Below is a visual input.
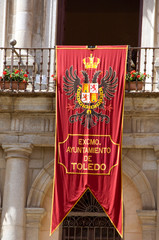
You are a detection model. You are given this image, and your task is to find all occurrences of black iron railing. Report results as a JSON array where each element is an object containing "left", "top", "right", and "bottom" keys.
[
  {"left": 0, "top": 41, "right": 159, "bottom": 93},
  {"left": 0, "top": 40, "right": 56, "bottom": 92},
  {"left": 127, "top": 47, "right": 159, "bottom": 92}
]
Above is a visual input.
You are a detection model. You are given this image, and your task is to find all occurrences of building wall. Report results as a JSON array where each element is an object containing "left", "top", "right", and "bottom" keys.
[
  {"left": 0, "top": 92, "right": 158, "bottom": 240},
  {"left": 0, "top": 0, "right": 159, "bottom": 239}
]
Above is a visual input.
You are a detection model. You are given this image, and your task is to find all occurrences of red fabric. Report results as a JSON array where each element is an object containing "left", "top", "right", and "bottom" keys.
[{"left": 51, "top": 45, "right": 128, "bottom": 237}]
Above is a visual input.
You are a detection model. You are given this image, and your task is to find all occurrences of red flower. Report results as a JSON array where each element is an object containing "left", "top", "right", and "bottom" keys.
[
  {"left": 23, "top": 74, "right": 28, "bottom": 77},
  {"left": 51, "top": 74, "right": 56, "bottom": 80},
  {"left": 23, "top": 80, "right": 27, "bottom": 83},
  {"left": 0, "top": 76, "right": 2, "bottom": 79},
  {"left": 10, "top": 75, "right": 12, "bottom": 78},
  {"left": 143, "top": 73, "right": 146, "bottom": 76},
  {"left": 130, "top": 70, "right": 136, "bottom": 74},
  {"left": 15, "top": 70, "right": 20, "bottom": 74},
  {"left": 131, "top": 74, "right": 135, "bottom": 77},
  {"left": 137, "top": 75, "right": 140, "bottom": 78},
  {"left": 3, "top": 71, "right": 7, "bottom": 75}
]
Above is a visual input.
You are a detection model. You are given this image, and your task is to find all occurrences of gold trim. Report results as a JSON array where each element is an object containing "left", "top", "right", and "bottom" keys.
[
  {"left": 58, "top": 133, "right": 120, "bottom": 175},
  {"left": 50, "top": 46, "right": 58, "bottom": 236},
  {"left": 88, "top": 187, "right": 123, "bottom": 238},
  {"left": 120, "top": 45, "right": 128, "bottom": 238},
  {"left": 50, "top": 187, "right": 89, "bottom": 235},
  {"left": 50, "top": 186, "right": 123, "bottom": 237},
  {"left": 56, "top": 46, "right": 128, "bottom": 50},
  {"left": 59, "top": 133, "right": 118, "bottom": 146}
]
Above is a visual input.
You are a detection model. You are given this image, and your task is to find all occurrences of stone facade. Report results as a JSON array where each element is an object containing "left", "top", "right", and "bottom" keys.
[
  {"left": 0, "top": 0, "right": 159, "bottom": 239},
  {"left": 0, "top": 92, "right": 158, "bottom": 240}
]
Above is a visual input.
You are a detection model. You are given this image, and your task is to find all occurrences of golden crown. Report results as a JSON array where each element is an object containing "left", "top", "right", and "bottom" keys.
[{"left": 83, "top": 54, "right": 100, "bottom": 69}]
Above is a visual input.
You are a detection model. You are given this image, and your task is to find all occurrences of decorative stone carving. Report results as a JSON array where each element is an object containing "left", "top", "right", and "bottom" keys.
[
  {"left": 26, "top": 208, "right": 45, "bottom": 240},
  {"left": 137, "top": 210, "right": 157, "bottom": 240}
]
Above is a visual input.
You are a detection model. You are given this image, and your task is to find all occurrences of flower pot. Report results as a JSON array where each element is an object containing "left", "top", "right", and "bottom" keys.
[
  {"left": 0, "top": 81, "right": 27, "bottom": 90},
  {"left": 125, "top": 81, "right": 143, "bottom": 90}
]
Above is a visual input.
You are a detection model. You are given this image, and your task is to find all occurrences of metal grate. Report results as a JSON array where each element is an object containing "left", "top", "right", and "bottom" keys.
[
  {"left": 62, "top": 216, "right": 121, "bottom": 240},
  {"left": 62, "top": 190, "right": 121, "bottom": 240}
]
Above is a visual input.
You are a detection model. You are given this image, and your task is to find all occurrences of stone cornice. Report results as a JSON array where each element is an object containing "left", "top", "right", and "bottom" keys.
[
  {"left": 0, "top": 93, "right": 158, "bottom": 114},
  {"left": 125, "top": 92, "right": 159, "bottom": 98},
  {"left": 0, "top": 92, "right": 55, "bottom": 97},
  {"left": 0, "top": 95, "right": 55, "bottom": 113},
  {"left": 1, "top": 133, "right": 159, "bottom": 148},
  {"left": 0, "top": 91, "right": 159, "bottom": 98}
]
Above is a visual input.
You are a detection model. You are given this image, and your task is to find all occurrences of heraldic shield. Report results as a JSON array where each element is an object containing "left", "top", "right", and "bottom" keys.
[{"left": 82, "top": 83, "right": 98, "bottom": 103}]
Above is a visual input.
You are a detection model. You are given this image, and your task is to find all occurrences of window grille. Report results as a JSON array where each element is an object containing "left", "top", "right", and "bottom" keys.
[{"left": 62, "top": 190, "right": 121, "bottom": 240}]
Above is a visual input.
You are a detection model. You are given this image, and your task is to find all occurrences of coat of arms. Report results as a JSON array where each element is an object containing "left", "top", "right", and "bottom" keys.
[{"left": 63, "top": 54, "right": 118, "bottom": 129}]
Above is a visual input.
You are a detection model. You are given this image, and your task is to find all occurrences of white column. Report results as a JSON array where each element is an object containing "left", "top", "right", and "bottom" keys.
[
  {"left": 46, "top": 0, "right": 58, "bottom": 91},
  {"left": 140, "top": 0, "right": 156, "bottom": 90},
  {"left": 0, "top": 0, "right": 7, "bottom": 47},
  {"left": 1, "top": 144, "right": 33, "bottom": 240},
  {"left": 141, "top": 0, "right": 156, "bottom": 48},
  {"left": 14, "top": 0, "right": 33, "bottom": 48},
  {"left": 155, "top": 0, "right": 159, "bottom": 48}
]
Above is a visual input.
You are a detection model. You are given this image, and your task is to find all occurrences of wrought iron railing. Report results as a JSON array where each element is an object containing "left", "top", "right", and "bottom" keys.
[
  {"left": 127, "top": 46, "right": 159, "bottom": 92},
  {"left": 0, "top": 40, "right": 56, "bottom": 93},
  {"left": 0, "top": 41, "right": 159, "bottom": 93}
]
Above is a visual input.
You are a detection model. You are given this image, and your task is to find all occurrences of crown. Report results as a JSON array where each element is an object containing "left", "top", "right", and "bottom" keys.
[{"left": 83, "top": 54, "right": 100, "bottom": 69}]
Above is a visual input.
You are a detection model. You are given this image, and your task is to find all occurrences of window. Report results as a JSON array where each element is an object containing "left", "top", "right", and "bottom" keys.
[
  {"left": 58, "top": 0, "right": 141, "bottom": 46},
  {"left": 62, "top": 190, "right": 121, "bottom": 240}
]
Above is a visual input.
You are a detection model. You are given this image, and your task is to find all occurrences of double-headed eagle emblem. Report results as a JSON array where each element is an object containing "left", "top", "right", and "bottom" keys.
[{"left": 63, "top": 54, "right": 118, "bottom": 129}]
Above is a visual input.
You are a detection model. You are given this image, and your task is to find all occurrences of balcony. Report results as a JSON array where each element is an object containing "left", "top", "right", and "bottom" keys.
[{"left": 0, "top": 41, "right": 159, "bottom": 93}]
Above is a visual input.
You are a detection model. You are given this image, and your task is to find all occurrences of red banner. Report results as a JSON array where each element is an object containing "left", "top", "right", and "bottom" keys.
[{"left": 51, "top": 46, "right": 128, "bottom": 237}]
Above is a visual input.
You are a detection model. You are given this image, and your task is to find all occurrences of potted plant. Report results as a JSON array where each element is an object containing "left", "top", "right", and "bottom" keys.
[
  {"left": 125, "top": 70, "right": 148, "bottom": 90},
  {"left": 0, "top": 67, "right": 29, "bottom": 90}
]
